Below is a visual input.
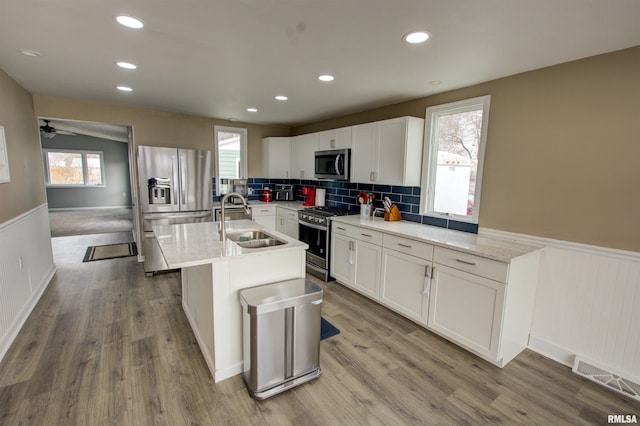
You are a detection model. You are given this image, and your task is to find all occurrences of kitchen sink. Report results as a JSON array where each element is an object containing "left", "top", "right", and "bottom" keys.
[
  {"left": 226, "top": 230, "right": 288, "bottom": 249},
  {"left": 226, "top": 230, "right": 272, "bottom": 242},
  {"left": 237, "top": 238, "right": 287, "bottom": 249}
]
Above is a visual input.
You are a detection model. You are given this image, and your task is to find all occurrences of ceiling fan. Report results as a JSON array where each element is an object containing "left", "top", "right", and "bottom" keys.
[{"left": 40, "top": 119, "right": 76, "bottom": 139}]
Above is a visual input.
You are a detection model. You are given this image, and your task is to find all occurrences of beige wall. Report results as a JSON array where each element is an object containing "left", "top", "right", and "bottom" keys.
[
  {"left": 33, "top": 96, "right": 290, "bottom": 177},
  {"left": 0, "top": 70, "right": 47, "bottom": 224},
  {"left": 293, "top": 46, "right": 640, "bottom": 253}
]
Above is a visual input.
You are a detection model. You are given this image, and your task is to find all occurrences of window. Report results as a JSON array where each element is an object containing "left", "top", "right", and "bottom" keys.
[
  {"left": 43, "top": 149, "right": 105, "bottom": 186},
  {"left": 214, "top": 125, "right": 247, "bottom": 195},
  {"left": 420, "top": 95, "right": 490, "bottom": 223}
]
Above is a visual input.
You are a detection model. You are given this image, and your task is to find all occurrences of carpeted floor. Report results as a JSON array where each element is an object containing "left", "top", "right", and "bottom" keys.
[{"left": 49, "top": 207, "right": 134, "bottom": 237}]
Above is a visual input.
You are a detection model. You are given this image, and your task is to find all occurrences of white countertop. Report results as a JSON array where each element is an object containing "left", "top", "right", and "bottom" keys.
[
  {"left": 213, "top": 200, "right": 306, "bottom": 211},
  {"left": 331, "top": 216, "right": 542, "bottom": 263},
  {"left": 153, "top": 219, "right": 308, "bottom": 269}
]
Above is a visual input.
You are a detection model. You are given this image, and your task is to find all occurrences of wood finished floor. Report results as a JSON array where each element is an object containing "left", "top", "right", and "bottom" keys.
[{"left": 0, "top": 232, "right": 638, "bottom": 425}]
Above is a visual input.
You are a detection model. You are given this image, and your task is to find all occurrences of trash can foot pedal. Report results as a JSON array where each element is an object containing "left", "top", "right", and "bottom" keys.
[{"left": 250, "top": 368, "right": 321, "bottom": 400}]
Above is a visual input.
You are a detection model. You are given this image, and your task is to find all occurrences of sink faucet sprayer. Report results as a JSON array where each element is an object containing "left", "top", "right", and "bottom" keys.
[{"left": 219, "top": 192, "right": 251, "bottom": 242}]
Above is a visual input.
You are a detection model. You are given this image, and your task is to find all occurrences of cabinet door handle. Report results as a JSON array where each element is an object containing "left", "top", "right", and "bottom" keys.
[
  {"left": 455, "top": 258, "right": 476, "bottom": 266},
  {"left": 348, "top": 241, "right": 354, "bottom": 265},
  {"left": 397, "top": 243, "right": 412, "bottom": 249},
  {"left": 361, "top": 233, "right": 373, "bottom": 238},
  {"left": 337, "top": 226, "right": 346, "bottom": 231},
  {"left": 423, "top": 265, "right": 432, "bottom": 297}
]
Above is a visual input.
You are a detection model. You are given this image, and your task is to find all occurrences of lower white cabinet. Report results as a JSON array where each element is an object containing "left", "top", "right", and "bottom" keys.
[
  {"left": 330, "top": 220, "right": 541, "bottom": 368},
  {"left": 276, "top": 206, "right": 299, "bottom": 240},
  {"left": 252, "top": 205, "right": 276, "bottom": 231},
  {"left": 380, "top": 248, "right": 431, "bottom": 325},
  {"left": 428, "top": 263, "right": 506, "bottom": 361},
  {"left": 331, "top": 231, "right": 382, "bottom": 299}
]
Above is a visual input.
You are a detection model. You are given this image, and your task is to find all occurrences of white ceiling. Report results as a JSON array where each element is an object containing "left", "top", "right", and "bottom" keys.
[{"left": 2, "top": 1, "right": 640, "bottom": 127}]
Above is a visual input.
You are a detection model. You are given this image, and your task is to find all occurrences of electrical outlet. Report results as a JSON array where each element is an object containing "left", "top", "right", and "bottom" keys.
[{"left": 18, "top": 256, "right": 23, "bottom": 270}]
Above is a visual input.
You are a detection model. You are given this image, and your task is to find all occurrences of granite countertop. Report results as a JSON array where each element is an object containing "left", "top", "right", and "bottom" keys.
[
  {"left": 153, "top": 219, "right": 308, "bottom": 269},
  {"left": 331, "top": 216, "right": 543, "bottom": 263}
]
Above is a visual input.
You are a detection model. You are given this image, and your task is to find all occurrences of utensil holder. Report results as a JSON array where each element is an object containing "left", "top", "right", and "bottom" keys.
[
  {"left": 384, "top": 205, "right": 402, "bottom": 221},
  {"left": 360, "top": 204, "right": 372, "bottom": 217}
]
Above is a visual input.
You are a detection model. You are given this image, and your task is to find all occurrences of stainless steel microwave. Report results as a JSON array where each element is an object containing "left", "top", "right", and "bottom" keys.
[{"left": 314, "top": 149, "right": 350, "bottom": 180}]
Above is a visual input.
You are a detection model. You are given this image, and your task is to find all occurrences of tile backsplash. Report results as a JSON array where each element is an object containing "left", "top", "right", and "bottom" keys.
[{"left": 213, "top": 178, "right": 478, "bottom": 234}]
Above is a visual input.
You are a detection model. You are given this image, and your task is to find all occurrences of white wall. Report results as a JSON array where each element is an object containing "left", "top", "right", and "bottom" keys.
[
  {"left": 481, "top": 228, "right": 640, "bottom": 382},
  {"left": 0, "top": 204, "right": 56, "bottom": 361}
]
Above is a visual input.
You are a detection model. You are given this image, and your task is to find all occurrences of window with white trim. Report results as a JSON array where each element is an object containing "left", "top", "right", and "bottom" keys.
[
  {"left": 420, "top": 95, "right": 490, "bottom": 223},
  {"left": 43, "top": 149, "right": 105, "bottom": 186},
  {"left": 214, "top": 125, "right": 247, "bottom": 195}
]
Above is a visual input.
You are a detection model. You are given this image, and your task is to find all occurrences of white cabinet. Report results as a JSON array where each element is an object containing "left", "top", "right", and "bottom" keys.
[
  {"left": 276, "top": 206, "right": 299, "bottom": 240},
  {"left": 330, "top": 223, "right": 382, "bottom": 299},
  {"left": 427, "top": 246, "right": 539, "bottom": 367},
  {"left": 380, "top": 235, "right": 434, "bottom": 325},
  {"left": 291, "top": 133, "right": 318, "bottom": 179},
  {"left": 262, "top": 137, "right": 291, "bottom": 179},
  {"left": 252, "top": 205, "right": 276, "bottom": 231},
  {"left": 351, "top": 116, "right": 424, "bottom": 185},
  {"left": 317, "top": 127, "right": 352, "bottom": 150},
  {"left": 428, "top": 263, "right": 505, "bottom": 362}
]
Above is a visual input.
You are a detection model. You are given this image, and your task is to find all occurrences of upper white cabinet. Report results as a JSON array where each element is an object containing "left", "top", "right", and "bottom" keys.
[
  {"left": 262, "top": 137, "right": 291, "bottom": 179},
  {"left": 351, "top": 116, "right": 424, "bottom": 186},
  {"left": 317, "top": 127, "right": 352, "bottom": 150},
  {"left": 291, "top": 133, "right": 318, "bottom": 180}
]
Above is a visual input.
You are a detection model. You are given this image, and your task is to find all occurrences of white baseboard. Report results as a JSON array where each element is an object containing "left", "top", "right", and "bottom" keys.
[{"left": 527, "top": 334, "right": 575, "bottom": 368}]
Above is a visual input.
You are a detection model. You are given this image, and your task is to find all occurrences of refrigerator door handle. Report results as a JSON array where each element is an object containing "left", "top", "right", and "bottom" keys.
[
  {"left": 172, "top": 155, "right": 179, "bottom": 206},
  {"left": 180, "top": 154, "right": 187, "bottom": 205}
]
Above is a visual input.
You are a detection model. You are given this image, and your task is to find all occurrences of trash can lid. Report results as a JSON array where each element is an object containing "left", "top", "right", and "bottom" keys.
[{"left": 240, "top": 278, "right": 323, "bottom": 315}]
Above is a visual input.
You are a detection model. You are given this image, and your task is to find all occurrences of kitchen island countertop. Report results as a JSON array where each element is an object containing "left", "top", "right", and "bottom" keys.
[{"left": 153, "top": 219, "right": 308, "bottom": 269}]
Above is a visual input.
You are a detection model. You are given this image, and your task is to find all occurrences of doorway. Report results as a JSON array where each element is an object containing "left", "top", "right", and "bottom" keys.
[{"left": 38, "top": 117, "right": 139, "bottom": 243}]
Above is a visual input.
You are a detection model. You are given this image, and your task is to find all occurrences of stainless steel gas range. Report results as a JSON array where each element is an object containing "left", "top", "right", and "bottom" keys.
[{"left": 298, "top": 206, "right": 357, "bottom": 281}]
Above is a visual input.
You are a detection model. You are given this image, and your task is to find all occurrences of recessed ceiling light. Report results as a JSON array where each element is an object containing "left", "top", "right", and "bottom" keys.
[
  {"left": 116, "top": 61, "right": 137, "bottom": 70},
  {"left": 117, "top": 86, "right": 133, "bottom": 92},
  {"left": 318, "top": 75, "right": 334, "bottom": 82},
  {"left": 403, "top": 31, "right": 430, "bottom": 44},
  {"left": 429, "top": 80, "right": 441, "bottom": 85},
  {"left": 228, "top": 118, "right": 238, "bottom": 122},
  {"left": 275, "top": 95, "right": 288, "bottom": 101},
  {"left": 116, "top": 15, "right": 144, "bottom": 29},
  {"left": 247, "top": 108, "right": 258, "bottom": 112},
  {"left": 19, "top": 49, "right": 41, "bottom": 57}
]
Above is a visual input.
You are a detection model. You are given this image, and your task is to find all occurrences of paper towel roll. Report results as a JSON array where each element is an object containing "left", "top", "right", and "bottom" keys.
[{"left": 315, "top": 188, "right": 326, "bottom": 206}]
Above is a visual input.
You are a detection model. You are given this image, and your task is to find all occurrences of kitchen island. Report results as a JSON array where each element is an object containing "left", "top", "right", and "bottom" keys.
[{"left": 153, "top": 220, "right": 308, "bottom": 382}]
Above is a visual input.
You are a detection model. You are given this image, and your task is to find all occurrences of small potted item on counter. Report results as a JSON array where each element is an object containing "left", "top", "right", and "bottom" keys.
[{"left": 357, "top": 192, "right": 374, "bottom": 216}]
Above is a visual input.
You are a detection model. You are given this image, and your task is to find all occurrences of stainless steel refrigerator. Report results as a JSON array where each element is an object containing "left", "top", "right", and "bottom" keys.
[{"left": 138, "top": 145, "right": 212, "bottom": 275}]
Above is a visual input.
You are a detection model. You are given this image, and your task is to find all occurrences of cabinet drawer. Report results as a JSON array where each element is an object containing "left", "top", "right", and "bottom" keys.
[
  {"left": 277, "top": 207, "right": 298, "bottom": 221},
  {"left": 252, "top": 206, "right": 276, "bottom": 216},
  {"left": 332, "top": 222, "right": 383, "bottom": 245},
  {"left": 383, "top": 234, "right": 433, "bottom": 260},
  {"left": 433, "top": 247, "right": 508, "bottom": 283}
]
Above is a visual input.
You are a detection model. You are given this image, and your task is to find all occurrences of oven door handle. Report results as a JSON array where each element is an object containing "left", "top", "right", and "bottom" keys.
[{"left": 298, "top": 220, "right": 327, "bottom": 231}]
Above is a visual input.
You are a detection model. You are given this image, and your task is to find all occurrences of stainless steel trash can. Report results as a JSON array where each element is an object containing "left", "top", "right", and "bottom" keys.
[{"left": 240, "top": 278, "right": 323, "bottom": 400}]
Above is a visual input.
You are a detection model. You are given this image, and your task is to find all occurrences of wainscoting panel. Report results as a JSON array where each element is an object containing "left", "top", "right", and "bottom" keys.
[
  {"left": 480, "top": 228, "right": 640, "bottom": 382},
  {"left": 0, "top": 204, "right": 56, "bottom": 362}
]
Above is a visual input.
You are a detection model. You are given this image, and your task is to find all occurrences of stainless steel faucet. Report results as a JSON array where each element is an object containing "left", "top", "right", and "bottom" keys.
[{"left": 219, "top": 192, "right": 251, "bottom": 242}]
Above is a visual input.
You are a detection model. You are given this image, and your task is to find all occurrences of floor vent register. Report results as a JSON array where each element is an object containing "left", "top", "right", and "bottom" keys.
[{"left": 573, "top": 357, "right": 640, "bottom": 402}]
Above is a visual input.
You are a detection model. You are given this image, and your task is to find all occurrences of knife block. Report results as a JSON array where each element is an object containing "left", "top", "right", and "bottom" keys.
[{"left": 384, "top": 205, "right": 402, "bottom": 222}]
